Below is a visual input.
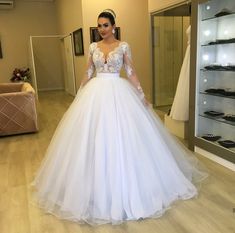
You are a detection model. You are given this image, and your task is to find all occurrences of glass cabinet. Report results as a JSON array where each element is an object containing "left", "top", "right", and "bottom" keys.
[{"left": 190, "top": 0, "right": 235, "bottom": 163}]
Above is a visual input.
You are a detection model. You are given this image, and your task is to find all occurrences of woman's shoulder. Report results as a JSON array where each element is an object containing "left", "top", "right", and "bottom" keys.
[
  {"left": 119, "top": 41, "right": 131, "bottom": 52},
  {"left": 88, "top": 42, "right": 97, "bottom": 53},
  {"left": 119, "top": 41, "right": 130, "bottom": 50},
  {"left": 119, "top": 40, "right": 129, "bottom": 46},
  {"left": 89, "top": 42, "right": 97, "bottom": 48}
]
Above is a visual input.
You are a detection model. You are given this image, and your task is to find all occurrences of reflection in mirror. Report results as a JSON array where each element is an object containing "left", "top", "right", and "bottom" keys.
[{"left": 152, "top": 3, "right": 191, "bottom": 113}]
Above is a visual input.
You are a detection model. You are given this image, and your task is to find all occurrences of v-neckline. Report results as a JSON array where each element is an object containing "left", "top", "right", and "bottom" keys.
[{"left": 96, "top": 42, "right": 123, "bottom": 63}]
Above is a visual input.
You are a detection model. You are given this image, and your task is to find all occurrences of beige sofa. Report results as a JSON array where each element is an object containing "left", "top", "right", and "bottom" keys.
[{"left": 0, "top": 82, "right": 38, "bottom": 136}]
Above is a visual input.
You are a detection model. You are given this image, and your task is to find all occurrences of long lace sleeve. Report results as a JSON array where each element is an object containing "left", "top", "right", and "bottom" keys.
[
  {"left": 123, "top": 43, "right": 145, "bottom": 100},
  {"left": 79, "top": 43, "right": 95, "bottom": 90}
]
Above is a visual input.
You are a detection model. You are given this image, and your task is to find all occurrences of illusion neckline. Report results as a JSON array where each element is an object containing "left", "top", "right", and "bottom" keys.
[{"left": 95, "top": 41, "right": 125, "bottom": 63}]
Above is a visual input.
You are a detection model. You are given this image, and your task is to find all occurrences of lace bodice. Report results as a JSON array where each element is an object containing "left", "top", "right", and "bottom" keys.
[
  {"left": 86, "top": 41, "right": 133, "bottom": 78},
  {"left": 81, "top": 41, "right": 146, "bottom": 101}
]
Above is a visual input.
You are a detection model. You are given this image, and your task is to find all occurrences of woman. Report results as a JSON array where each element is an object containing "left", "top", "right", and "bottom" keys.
[{"left": 31, "top": 9, "right": 208, "bottom": 225}]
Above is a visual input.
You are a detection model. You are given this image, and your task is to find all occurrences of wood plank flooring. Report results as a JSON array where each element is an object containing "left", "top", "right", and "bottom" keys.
[{"left": 0, "top": 90, "right": 234, "bottom": 233}]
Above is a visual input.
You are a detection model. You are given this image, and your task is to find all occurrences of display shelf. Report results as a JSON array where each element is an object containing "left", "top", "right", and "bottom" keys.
[
  {"left": 202, "top": 11, "right": 235, "bottom": 22},
  {"left": 198, "top": 137, "right": 235, "bottom": 153},
  {"left": 199, "top": 92, "right": 235, "bottom": 99},
  {"left": 200, "top": 68, "right": 235, "bottom": 72},
  {"left": 201, "top": 40, "right": 235, "bottom": 46},
  {"left": 199, "top": 114, "right": 235, "bottom": 127}
]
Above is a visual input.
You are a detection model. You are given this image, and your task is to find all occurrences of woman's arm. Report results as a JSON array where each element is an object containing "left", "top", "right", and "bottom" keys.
[
  {"left": 123, "top": 43, "right": 149, "bottom": 106},
  {"left": 78, "top": 44, "right": 95, "bottom": 90}
]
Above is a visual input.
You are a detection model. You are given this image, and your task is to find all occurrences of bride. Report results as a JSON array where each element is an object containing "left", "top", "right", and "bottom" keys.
[{"left": 31, "top": 9, "right": 208, "bottom": 225}]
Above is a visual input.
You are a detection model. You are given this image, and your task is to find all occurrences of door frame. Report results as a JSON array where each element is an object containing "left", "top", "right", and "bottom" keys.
[
  {"left": 29, "top": 35, "right": 76, "bottom": 97},
  {"left": 150, "top": 1, "right": 191, "bottom": 108},
  {"left": 61, "top": 34, "right": 77, "bottom": 96}
]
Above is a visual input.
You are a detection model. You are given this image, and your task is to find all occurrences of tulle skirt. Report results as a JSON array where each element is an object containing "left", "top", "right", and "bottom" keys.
[{"left": 31, "top": 72, "right": 208, "bottom": 225}]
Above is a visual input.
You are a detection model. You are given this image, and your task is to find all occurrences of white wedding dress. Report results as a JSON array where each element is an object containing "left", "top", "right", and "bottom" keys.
[
  {"left": 31, "top": 41, "right": 208, "bottom": 225},
  {"left": 170, "top": 25, "right": 191, "bottom": 121}
]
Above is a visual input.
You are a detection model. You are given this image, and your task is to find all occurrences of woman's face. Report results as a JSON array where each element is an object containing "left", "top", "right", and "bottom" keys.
[{"left": 97, "top": 17, "right": 115, "bottom": 39}]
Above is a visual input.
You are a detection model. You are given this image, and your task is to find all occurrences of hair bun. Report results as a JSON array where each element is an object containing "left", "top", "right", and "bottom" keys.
[{"left": 102, "top": 9, "right": 116, "bottom": 19}]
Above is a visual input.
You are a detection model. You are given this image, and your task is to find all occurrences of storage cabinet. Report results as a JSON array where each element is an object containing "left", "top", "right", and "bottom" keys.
[{"left": 190, "top": 0, "right": 235, "bottom": 163}]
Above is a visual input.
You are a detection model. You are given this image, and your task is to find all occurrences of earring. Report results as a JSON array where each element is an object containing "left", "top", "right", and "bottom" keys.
[{"left": 112, "top": 29, "right": 115, "bottom": 34}]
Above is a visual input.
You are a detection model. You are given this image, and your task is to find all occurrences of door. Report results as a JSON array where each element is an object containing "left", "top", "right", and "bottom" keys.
[{"left": 29, "top": 36, "right": 38, "bottom": 99}]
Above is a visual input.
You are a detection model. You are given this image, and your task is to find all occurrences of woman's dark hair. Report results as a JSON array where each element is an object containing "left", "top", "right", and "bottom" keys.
[{"left": 98, "top": 10, "right": 116, "bottom": 25}]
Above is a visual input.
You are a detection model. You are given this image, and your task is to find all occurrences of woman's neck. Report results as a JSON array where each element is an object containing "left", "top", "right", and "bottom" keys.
[{"left": 101, "top": 35, "right": 117, "bottom": 44}]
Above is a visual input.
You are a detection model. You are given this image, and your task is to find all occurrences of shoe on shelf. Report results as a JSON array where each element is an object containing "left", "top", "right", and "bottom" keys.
[
  {"left": 202, "top": 134, "right": 221, "bottom": 142},
  {"left": 204, "top": 110, "right": 224, "bottom": 117},
  {"left": 218, "top": 140, "right": 235, "bottom": 148},
  {"left": 205, "top": 88, "right": 226, "bottom": 95},
  {"left": 222, "top": 115, "right": 235, "bottom": 122},
  {"left": 214, "top": 8, "right": 232, "bottom": 17}
]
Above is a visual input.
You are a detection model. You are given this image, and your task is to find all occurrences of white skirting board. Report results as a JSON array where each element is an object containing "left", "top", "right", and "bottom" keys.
[
  {"left": 195, "top": 146, "right": 235, "bottom": 172},
  {"left": 38, "top": 87, "right": 64, "bottom": 91}
]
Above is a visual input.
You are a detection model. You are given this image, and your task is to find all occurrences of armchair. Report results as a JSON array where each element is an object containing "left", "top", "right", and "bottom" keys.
[{"left": 0, "top": 82, "right": 38, "bottom": 136}]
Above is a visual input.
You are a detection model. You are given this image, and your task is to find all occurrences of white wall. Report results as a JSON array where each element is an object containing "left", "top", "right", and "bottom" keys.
[{"left": 0, "top": 1, "right": 58, "bottom": 83}]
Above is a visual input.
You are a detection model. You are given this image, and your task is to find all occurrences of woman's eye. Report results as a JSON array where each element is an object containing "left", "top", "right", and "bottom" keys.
[{"left": 97, "top": 23, "right": 109, "bottom": 28}]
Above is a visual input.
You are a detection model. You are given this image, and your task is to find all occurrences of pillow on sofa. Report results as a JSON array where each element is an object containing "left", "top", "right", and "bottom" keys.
[{"left": 21, "top": 82, "right": 35, "bottom": 94}]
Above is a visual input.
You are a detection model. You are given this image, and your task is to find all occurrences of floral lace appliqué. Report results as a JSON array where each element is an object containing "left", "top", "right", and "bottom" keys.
[{"left": 89, "top": 42, "right": 131, "bottom": 75}]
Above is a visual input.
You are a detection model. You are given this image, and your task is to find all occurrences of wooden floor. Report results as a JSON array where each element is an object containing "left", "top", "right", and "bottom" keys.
[{"left": 0, "top": 90, "right": 234, "bottom": 233}]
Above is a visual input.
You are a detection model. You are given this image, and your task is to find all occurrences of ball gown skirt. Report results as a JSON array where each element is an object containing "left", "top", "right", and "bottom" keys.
[{"left": 31, "top": 72, "right": 208, "bottom": 225}]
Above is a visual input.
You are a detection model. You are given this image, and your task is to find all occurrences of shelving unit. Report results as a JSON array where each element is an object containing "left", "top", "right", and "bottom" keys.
[{"left": 189, "top": 0, "right": 235, "bottom": 164}]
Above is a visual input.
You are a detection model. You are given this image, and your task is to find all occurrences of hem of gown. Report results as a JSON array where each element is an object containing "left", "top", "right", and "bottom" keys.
[{"left": 29, "top": 181, "right": 202, "bottom": 226}]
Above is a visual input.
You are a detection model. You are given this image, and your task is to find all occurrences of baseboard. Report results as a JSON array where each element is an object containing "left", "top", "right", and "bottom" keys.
[
  {"left": 195, "top": 146, "right": 235, "bottom": 172},
  {"left": 38, "top": 87, "right": 64, "bottom": 91}
]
